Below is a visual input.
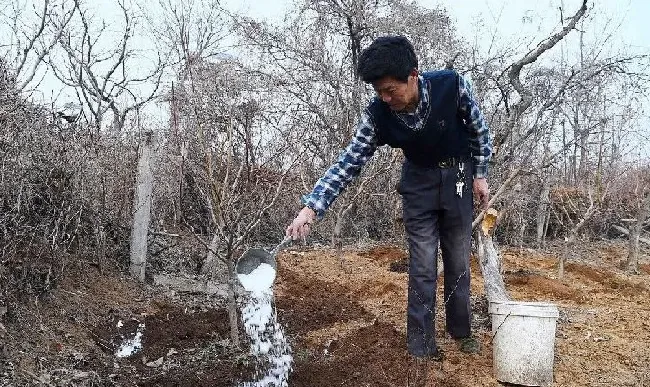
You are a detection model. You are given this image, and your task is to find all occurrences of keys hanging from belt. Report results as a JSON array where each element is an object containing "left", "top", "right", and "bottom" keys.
[{"left": 456, "top": 162, "right": 465, "bottom": 198}]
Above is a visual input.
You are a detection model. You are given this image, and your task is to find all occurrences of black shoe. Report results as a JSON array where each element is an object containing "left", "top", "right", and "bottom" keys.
[
  {"left": 427, "top": 348, "right": 444, "bottom": 362},
  {"left": 457, "top": 336, "right": 481, "bottom": 354}
]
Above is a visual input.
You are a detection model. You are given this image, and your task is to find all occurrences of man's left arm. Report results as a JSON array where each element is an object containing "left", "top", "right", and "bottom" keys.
[{"left": 457, "top": 74, "right": 493, "bottom": 208}]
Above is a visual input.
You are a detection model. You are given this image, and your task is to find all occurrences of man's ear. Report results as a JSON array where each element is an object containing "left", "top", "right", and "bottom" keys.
[{"left": 410, "top": 69, "right": 419, "bottom": 77}]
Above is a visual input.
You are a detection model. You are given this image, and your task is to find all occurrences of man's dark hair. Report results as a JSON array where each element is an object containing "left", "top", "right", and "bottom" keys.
[{"left": 357, "top": 35, "right": 418, "bottom": 84}]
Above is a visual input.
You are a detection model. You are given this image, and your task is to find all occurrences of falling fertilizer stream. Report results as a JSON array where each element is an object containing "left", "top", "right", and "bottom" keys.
[{"left": 238, "top": 263, "right": 292, "bottom": 386}]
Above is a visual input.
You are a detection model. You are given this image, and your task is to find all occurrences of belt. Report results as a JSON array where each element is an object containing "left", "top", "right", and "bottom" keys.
[{"left": 436, "top": 157, "right": 467, "bottom": 168}]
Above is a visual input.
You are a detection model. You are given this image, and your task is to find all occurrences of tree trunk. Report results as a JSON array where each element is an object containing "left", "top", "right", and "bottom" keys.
[
  {"left": 226, "top": 263, "right": 240, "bottom": 348},
  {"left": 562, "top": 119, "right": 569, "bottom": 185},
  {"left": 129, "top": 131, "right": 154, "bottom": 282},
  {"left": 627, "top": 220, "right": 641, "bottom": 274},
  {"left": 333, "top": 202, "right": 355, "bottom": 269},
  {"left": 596, "top": 96, "right": 606, "bottom": 199},
  {"left": 96, "top": 225, "right": 106, "bottom": 274},
  {"left": 560, "top": 232, "right": 576, "bottom": 279},
  {"left": 558, "top": 252, "right": 564, "bottom": 278},
  {"left": 332, "top": 210, "right": 347, "bottom": 269},
  {"left": 514, "top": 207, "right": 526, "bottom": 248},
  {"left": 476, "top": 230, "right": 510, "bottom": 302},
  {"left": 572, "top": 106, "right": 579, "bottom": 186},
  {"left": 576, "top": 27, "right": 587, "bottom": 184},
  {"left": 177, "top": 140, "right": 187, "bottom": 228},
  {"left": 536, "top": 180, "right": 551, "bottom": 247},
  {"left": 543, "top": 210, "right": 551, "bottom": 244},
  {"left": 201, "top": 232, "right": 221, "bottom": 275},
  {"left": 560, "top": 191, "right": 597, "bottom": 279},
  {"left": 476, "top": 209, "right": 510, "bottom": 302},
  {"left": 332, "top": 211, "right": 344, "bottom": 251},
  {"left": 627, "top": 195, "right": 650, "bottom": 273}
]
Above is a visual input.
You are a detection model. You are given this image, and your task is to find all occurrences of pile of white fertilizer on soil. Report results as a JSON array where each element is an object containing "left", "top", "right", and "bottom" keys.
[
  {"left": 115, "top": 322, "right": 145, "bottom": 358},
  {"left": 238, "top": 263, "right": 292, "bottom": 387}
]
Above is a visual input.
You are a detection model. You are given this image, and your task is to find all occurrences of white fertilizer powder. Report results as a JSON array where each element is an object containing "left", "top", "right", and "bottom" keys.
[
  {"left": 115, "top": 322, "right": 145, "bottom": 358},
  {"left": 238, "top": 263, "right": 276, "bottom": 292},
  {"left": 238, "top": 264, "right": 293, "bottom": 386}
]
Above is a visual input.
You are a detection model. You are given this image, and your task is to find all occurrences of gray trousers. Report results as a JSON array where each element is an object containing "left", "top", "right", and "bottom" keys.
[{"left": 398, "top": 160, "right": 473, "bottom": 357}]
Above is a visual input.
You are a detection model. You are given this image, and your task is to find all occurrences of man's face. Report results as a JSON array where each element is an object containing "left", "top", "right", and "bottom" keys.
[{"left": 372, "top": 70, "right": 419, "bottom": 112}]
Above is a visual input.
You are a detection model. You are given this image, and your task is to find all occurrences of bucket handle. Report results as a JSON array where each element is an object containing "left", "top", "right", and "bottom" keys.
[{"left": 491, "top": 311, "right": 512, "bottom": 342}]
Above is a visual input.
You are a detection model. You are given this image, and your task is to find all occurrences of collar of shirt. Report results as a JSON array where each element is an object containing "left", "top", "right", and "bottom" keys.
[{"left": 395, "top": 75, "right": 429, "bottom": 131}]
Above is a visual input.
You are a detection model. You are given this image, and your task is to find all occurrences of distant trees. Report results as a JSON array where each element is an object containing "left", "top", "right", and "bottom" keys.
[
  {"left": 611, "top": 167, "right": 650, "bottom": 273},
  {"left": 0, "top": 55, "right": 136, "bottom": 305},
  {"left": 458, "top": 0, "right": 650, "bottom": 252}
]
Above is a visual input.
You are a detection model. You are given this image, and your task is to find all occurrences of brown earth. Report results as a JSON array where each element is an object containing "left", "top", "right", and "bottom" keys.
[
  {"left": 641, "top": 263, "right": 650, "bottom": 275},
  {"left": 276, "top": 243, "right": 650, "bottom": 387},
  {"left": 0, "top": 270, "right": 253, "bottom": 386},
  {"left": 1, "top": 242, "right": 649, "bottom": 386}
]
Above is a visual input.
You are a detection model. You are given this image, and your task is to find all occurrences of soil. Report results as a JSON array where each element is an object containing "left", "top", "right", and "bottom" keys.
[
  {"left": 1, "top": 269, "right": 253, "bottom": 386},
  {"left": 275, "top": 243, "right": 649, "bottom": 386},
  {"left": 1, "top": 241, "right": 649, "bottom": 386}
]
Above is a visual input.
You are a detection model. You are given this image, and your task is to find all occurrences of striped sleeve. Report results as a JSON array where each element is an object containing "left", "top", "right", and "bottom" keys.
[
  {"left": 458, "top": 74, "right": 492, "bottom": 178},
  {"left": 302, "top": 111, "right": 378, "bottom": 218}
]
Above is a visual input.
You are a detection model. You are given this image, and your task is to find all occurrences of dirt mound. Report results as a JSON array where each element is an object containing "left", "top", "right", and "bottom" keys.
[
  {"left": 640, "top": 263, "right": 650, "bottom": 275},
  {"left": 275, "top": 270, "right": 373, "bottom": 336},
  {"left": 565, "top": 262, "right": 649, "bottom": 295},
  {"left": 1, "top": 269, "right": 253, "bottom": 386},
  {"left": 389, "top": 258, "right": 409, "bottom": 273},
  {"left": 4, "top": 241, "right": 649, "bottom": 386},
  {"left": 358, "top": 245, "right": 407, "bottom": 265},
  {"left": 565, "top": 262, "right": 611, "bottom": 283},
  {"left": 277, "top": 249, "right": 492, "bottom": 387},
  {"left": 289, "top": 319, "right": 465, "bottom": 387},
  {"left": 289, "top": 321, "right": 408, "bottom": 387},
  {"left": 603, "top": 275, "right": 649, "bottom": 295},
  {"left": 359, "top": 280, "right": 402, "bottom": 299},
  {"left": 92, "top": 305, "right": 232, "bottom": 361},
  {"left": 504, "top": 269, "right": 586, "bottom": 302}
]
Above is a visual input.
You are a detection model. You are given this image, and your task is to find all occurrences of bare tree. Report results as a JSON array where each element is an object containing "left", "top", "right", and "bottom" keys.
[
  {"left": 171, "top": 53, "right": 301, "bottom": 346},
  {"left": 610, "top": 166, "right": 650, "bottom": 273},
  {"left": 626, "top": 193, "right": 650, "bottom": 274},
  {"left": 50, "top": 0, "right": 164, "bottom": 131},
  {"left": 476, "top": 209, "right": 510, "bottom": 302},
  {"left": 553, "top": 187, "right": 602, "bottom": 278},
  {"left": 469, "top": 0, "right": 650, "bottom": 250},
  {"left": 2, "top": 0, "right": 76, "bottom": 91},
  {"left": 145, "top": 0, "right": 231, "bottom": 230}
]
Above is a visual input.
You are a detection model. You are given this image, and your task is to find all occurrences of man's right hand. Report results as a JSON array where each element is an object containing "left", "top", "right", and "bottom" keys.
[{"left": 286, "top": 206, "right": 317, "bottom": 240}]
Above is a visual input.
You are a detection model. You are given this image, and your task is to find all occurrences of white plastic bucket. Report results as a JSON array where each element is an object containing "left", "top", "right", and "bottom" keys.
[{"left": 488, "top": 300, "right": 560, "bottom": 386}]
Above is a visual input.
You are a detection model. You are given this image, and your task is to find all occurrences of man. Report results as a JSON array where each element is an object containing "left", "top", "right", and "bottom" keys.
[{"left": 286, "top": 36, "right": 492, "bottom": 364}]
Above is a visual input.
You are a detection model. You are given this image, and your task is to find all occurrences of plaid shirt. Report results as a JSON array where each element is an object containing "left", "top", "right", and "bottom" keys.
[{"left": 303, "top": 73, "right": 492, "bottom": 218}]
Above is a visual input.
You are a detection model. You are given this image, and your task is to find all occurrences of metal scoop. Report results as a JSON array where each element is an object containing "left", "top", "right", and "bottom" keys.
[{"left": 235, "top": 236, "right": 292, "bottom": 279}]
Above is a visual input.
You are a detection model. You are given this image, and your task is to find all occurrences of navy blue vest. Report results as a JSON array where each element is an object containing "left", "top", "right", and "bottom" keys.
[{"left": 366, "top": 70, "right": 470, "bottom": 167}]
